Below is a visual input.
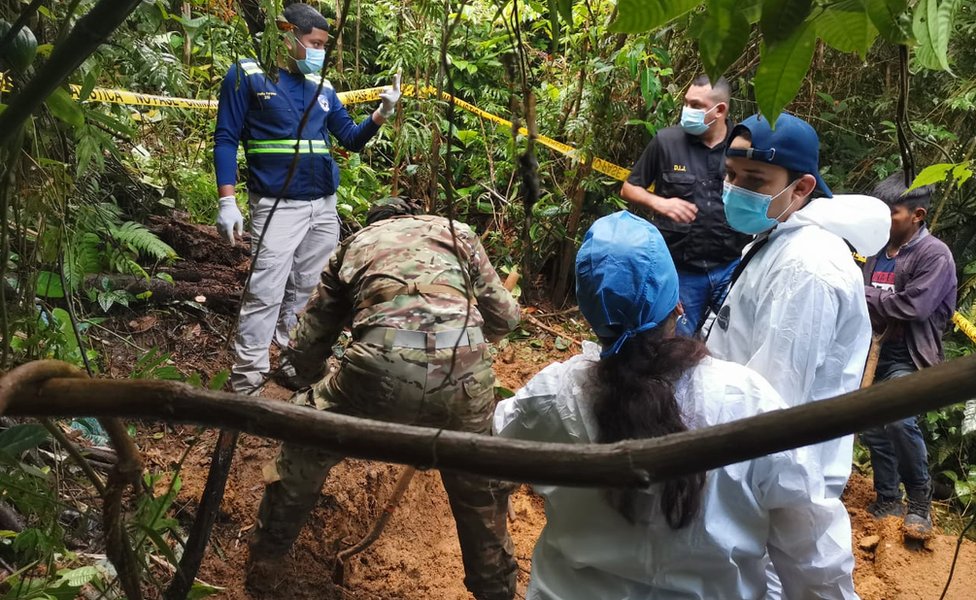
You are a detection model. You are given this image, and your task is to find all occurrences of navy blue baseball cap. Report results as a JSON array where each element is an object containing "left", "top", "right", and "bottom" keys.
[{"left": 727, "top": 113, "right": 832, "bottom": 198}]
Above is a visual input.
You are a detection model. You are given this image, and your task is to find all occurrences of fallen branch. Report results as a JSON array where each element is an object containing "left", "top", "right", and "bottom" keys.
[
  {"left": 532, "top": 306, "right": 580, "bottom": 319},
  {"left": 83, "top": 274, "right": 242, "bottom": 314},
  {"left": 3, "top": 356, "right": 976, "bottom": 487},
  {"left": 522, "top": 312, "right": 582, "bottom": 347}
]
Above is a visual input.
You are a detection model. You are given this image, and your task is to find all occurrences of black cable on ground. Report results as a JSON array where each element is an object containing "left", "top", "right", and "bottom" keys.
[{"left": 938, "top": 508, "right": 976, "bottom": 600}]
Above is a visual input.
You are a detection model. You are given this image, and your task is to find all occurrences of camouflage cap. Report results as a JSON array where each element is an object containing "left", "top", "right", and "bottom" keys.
[{"left": 365, "top": 196, "right": 426, "bottom": 226}]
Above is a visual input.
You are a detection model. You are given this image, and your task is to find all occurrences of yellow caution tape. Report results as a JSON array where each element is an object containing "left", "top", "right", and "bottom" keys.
[
  {"left": 69, "top": 84, "right": 218, "bottom": 110},
  {"left": 7, "top": 73, "right": 632, "bottom": 181},
  {"left": 5, "top": 70, "right": 976, "bottom": 345},
  {"left": 953, "top": 312, "right": 976, "bottom": 345}
]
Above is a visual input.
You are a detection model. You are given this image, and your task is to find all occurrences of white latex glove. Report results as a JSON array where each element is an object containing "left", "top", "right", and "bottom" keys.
[
  {"left": 378, "top": 69, "right": 401, "bottom": 119},
  {"left": 216, "top": 196, "right": 244, "bottom": 245}
]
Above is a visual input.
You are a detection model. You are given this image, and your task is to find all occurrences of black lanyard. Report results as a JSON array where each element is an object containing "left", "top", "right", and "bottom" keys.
[{"left": 702, "top": 232, "right": 771, "bottom": 341}]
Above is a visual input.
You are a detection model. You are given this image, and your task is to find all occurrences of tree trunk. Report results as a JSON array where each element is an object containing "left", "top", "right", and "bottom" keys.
[{"left": 551, "top": 159, "right": 591, "bottom": 304}]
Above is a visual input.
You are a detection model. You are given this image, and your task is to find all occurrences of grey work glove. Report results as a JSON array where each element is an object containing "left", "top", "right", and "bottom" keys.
[
  {"left": 377, "top": 70, "right": 401, "bottom": 119},
  {"left": 216, "top": 196, "right": 244, "bottom": 245}
]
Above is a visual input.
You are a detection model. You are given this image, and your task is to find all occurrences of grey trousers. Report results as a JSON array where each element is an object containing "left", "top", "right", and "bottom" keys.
[{"left": 231, "top": 193, "right": 340, "bottom": 393}]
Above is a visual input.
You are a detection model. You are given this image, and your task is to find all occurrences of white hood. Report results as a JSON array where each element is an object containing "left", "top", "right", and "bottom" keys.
[{"left": 782, "top": 194, "right": 890, "bottom": 256}]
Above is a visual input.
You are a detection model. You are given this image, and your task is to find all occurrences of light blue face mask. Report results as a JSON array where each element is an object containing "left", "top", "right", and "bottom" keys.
[
  {"left": 680, "top": 105, "right": 718, "bottom": 136},
  {"left": 294, "top": 36, "right": 325, "bottom": 74},
  {"left": 722, "top": 180, "right": 798, "bottom": 235}
]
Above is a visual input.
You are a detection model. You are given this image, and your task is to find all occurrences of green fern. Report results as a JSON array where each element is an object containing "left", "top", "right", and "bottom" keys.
[
  {"left": 62, "top": 205, "right": 176, "bottom": 291},
  {"left": 63, "top": 232, "right": 102, "bottom": 292},
  {"left": 111, "top": 221, "right": 176, "bottom": 261},
  {"left": 106, "top": 246, "right": 149, "bottom": 280}
]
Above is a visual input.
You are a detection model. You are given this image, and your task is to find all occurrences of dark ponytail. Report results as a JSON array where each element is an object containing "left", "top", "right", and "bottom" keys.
[{"left": 594, "top": 324, "right": 708, "bottom": 528}]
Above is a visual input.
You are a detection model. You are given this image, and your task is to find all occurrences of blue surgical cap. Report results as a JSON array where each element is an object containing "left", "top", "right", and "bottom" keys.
[{"left": 575, "top": 211, "right": 680, "bottom": 357}]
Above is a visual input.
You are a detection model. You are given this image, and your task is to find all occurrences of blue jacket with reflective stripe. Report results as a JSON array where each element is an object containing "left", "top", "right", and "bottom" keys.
[{"left": 214, "top": 59, "right": 380, "bottom": 200}]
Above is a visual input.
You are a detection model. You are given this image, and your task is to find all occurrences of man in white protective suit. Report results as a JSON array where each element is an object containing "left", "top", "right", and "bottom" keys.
[{"left": 705, "top": 112, "right": 890, "bottom": 596}]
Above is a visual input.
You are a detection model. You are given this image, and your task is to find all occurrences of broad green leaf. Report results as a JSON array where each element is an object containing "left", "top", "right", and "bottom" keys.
[
  {"left": 44, "top": 87, "right": 84, "bottom": 128},
  {"left": 866, "top": 0, "right": 911, "bottom": 43},
  {"left": 609, "top": 0, "right": 704, "bottom": 33},
  {"left": 0, "top": 424, "right": 49, "bottom": 457},
  {"left": 951, "top": 162, "right": 973, "bottom": 188},
  {"left": 907, "top": 162, "right": 954, "bottom": 190},
  {"left": 79, "top": 71, "right": 97, "bottom": 105},
  {"left": 911, "top": 0, "right": 939, "bottom": 70},
  {"left": 494, "top": 385, "right": 515, "bottom": 399},
  {"left": 930, "top": 0, "right": 959, "bottom": 72},
  {"left": 759, "top": 0, "right": 813, "bottom": 44},
  {"left": 913, "top": 0, "right": 958, "bottom": 72},
  {"left": 754, "top": 21, "right": 816, "bottom": 123},
  {"left": 699, "top": 0, "right": 751, "bottom": 82},
  {"left": 36, "top": 271, "right": 65, "bottom": 298},
  {"left": 209, "top": 369, "right": 231, "bottom": 391},
  {"left": 56, "top": 565, "right": 99, "bottom": 587},
  {"left": 815, "top": 0, "right": 879, "bottom": 57}
]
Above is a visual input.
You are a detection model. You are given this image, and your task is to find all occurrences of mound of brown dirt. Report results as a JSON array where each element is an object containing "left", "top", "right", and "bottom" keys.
[
  {"left": 106, "top": 288, "right": 976, "bottom": 599},
  {"left": 846, "top": 472, "right": 976, "bottom": 599}
]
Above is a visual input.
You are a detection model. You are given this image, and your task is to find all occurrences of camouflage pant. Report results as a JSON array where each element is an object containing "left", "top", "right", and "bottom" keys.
[{"left": 252, "top": 341, "right": 517, "bottom": 600}]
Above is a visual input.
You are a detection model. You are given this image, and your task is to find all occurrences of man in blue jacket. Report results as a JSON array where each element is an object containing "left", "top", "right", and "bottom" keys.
[
  {"left": 213, "top": 2, "right": 399, "bottom": 393},
  {"left": 861, "top": 171, "right": 958, "bottom": 537}
]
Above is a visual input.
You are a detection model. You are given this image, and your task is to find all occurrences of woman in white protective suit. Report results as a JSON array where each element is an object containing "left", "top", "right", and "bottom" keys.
[{"left": 494, "top": 210, "right": 858, "bottom": 599}]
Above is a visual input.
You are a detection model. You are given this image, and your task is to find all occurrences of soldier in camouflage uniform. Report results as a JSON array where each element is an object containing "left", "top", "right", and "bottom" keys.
[{"left": 248, "top": 197, "right": 520, "bottom": 600}]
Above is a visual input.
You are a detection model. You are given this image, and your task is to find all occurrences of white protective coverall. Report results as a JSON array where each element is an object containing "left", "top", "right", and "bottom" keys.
[
  {"left": 494, "top": 342, "right": 859, "bottom": 600},
  {"left": 707, "top": 194, "right": 890, "bottom": 497},
  {"left": 706, "top": 194, "right": 888, "bottom": 596}
]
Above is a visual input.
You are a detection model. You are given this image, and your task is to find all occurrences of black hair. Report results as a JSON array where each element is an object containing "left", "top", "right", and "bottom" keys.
[
  {"left": 786, "top": 169, "right": 825, "bottom": 200},
  {"left": 690, "top": 75, "right": 731, "bottom": 104},
  {"left": 872, "top": 170, "right": 933, "bottom": 211},
  {"left": 364, "top": 196, "right": 425, "bottom": 226},
  {"left": 283, "top": 2, "right": 330, "bottom": 35},
  {"left": 594, "top": 324, "right": 707, "bottom": 528}
]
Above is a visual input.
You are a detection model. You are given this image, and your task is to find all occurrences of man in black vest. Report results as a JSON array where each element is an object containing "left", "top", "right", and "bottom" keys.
[{"left": 620, "top": 75, "right": 750, "bottom": 337}]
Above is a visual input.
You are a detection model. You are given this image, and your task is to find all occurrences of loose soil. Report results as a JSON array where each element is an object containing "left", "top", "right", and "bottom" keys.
[
  {"left": 110, "top": 311, "right": 564, "bottom": 600},
  {"left": 846, "top": 472, "right": 976, "bottom": 599},
  {"left": 96, "top": 219, "right": 976, "bottom": 599}
]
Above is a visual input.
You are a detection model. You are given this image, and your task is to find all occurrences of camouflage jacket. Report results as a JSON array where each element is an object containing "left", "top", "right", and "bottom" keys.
[{"left": 288, "top": 215, "right": 520, "bottom": 378}]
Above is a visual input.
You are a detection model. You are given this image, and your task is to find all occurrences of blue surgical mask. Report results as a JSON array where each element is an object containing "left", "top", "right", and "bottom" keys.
[
  {"left": 294, "top": 36, "right": 325, "bottom": 74},
  {"left": 680, "top": 105, "right": 718, "bottom": 136},
  {"left": 722, "top": 181, "right": 798, "bottom": 234}
]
